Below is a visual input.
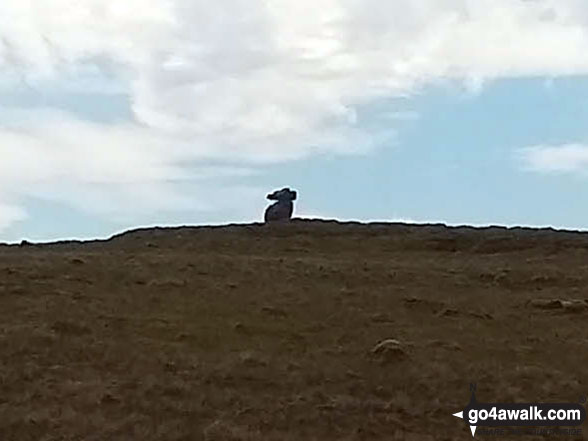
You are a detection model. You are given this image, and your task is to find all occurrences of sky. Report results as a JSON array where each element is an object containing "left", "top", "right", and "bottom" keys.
[{"left": 1, "top": 0, "right": 588, "bottom": 242}]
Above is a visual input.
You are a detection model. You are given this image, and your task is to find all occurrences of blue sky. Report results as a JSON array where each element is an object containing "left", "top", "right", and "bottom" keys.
[{"left": 1, "top": 1, "right": 588, "bottom": 241}]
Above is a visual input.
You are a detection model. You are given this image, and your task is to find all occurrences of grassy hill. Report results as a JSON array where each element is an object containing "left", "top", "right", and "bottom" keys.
[{"left": 1, "top": 219, "right": 587, "bottom": 440}]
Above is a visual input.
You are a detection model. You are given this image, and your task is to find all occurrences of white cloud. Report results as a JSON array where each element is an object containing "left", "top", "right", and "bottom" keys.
[
  {"left": 518, "top": 144, "right": 588, "bottom": 174},
  {"left": 0, "top": 108, "right": 264, "bottom": 224},
  {"left": 2, "top": 0, "right": 588, "bottom": 232},
  {"left": 0, "top": 203, "right": 28, "bottom": 231}
]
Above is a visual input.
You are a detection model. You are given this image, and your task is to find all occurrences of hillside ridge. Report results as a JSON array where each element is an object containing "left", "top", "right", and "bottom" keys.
[{"left": 6, "top": 218, "right": 588, "bottom": 251}]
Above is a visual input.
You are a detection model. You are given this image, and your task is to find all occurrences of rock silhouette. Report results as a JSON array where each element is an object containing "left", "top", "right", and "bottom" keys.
[{"left": 264, "top": 187, "right": 297, "bottom": 223}]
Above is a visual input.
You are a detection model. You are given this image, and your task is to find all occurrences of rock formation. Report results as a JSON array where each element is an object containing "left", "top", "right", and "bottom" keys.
[{"left": 264, "top": 187, "right": 297, "bottom": 223}]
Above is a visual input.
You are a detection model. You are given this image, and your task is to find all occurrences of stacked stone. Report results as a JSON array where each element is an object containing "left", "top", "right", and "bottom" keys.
[{"left": 264, "top": 188, "right": 297, "bottom": 223}]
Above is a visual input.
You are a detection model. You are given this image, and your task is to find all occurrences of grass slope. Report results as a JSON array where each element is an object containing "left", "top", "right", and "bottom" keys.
[{"left": 1, "top": 219, "right": 587, "bottom": 440}]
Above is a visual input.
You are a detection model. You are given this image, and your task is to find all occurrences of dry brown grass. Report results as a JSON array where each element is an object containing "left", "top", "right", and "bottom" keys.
[{"left": 1, "top": 219, "right": 587, "bottom": 440}]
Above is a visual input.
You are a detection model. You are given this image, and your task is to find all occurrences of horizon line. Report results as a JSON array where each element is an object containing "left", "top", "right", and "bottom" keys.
[{"left": 3, "top": 217, "right": 588, "bottom": 246}]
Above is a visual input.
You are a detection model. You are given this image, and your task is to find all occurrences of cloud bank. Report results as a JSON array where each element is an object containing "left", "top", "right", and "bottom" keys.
[
  {"left": 1, "top": 0, "right": 588, "bottom": 232},
  {"left": 519, "top": 144, "right": 588, "bottom": 175}
]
